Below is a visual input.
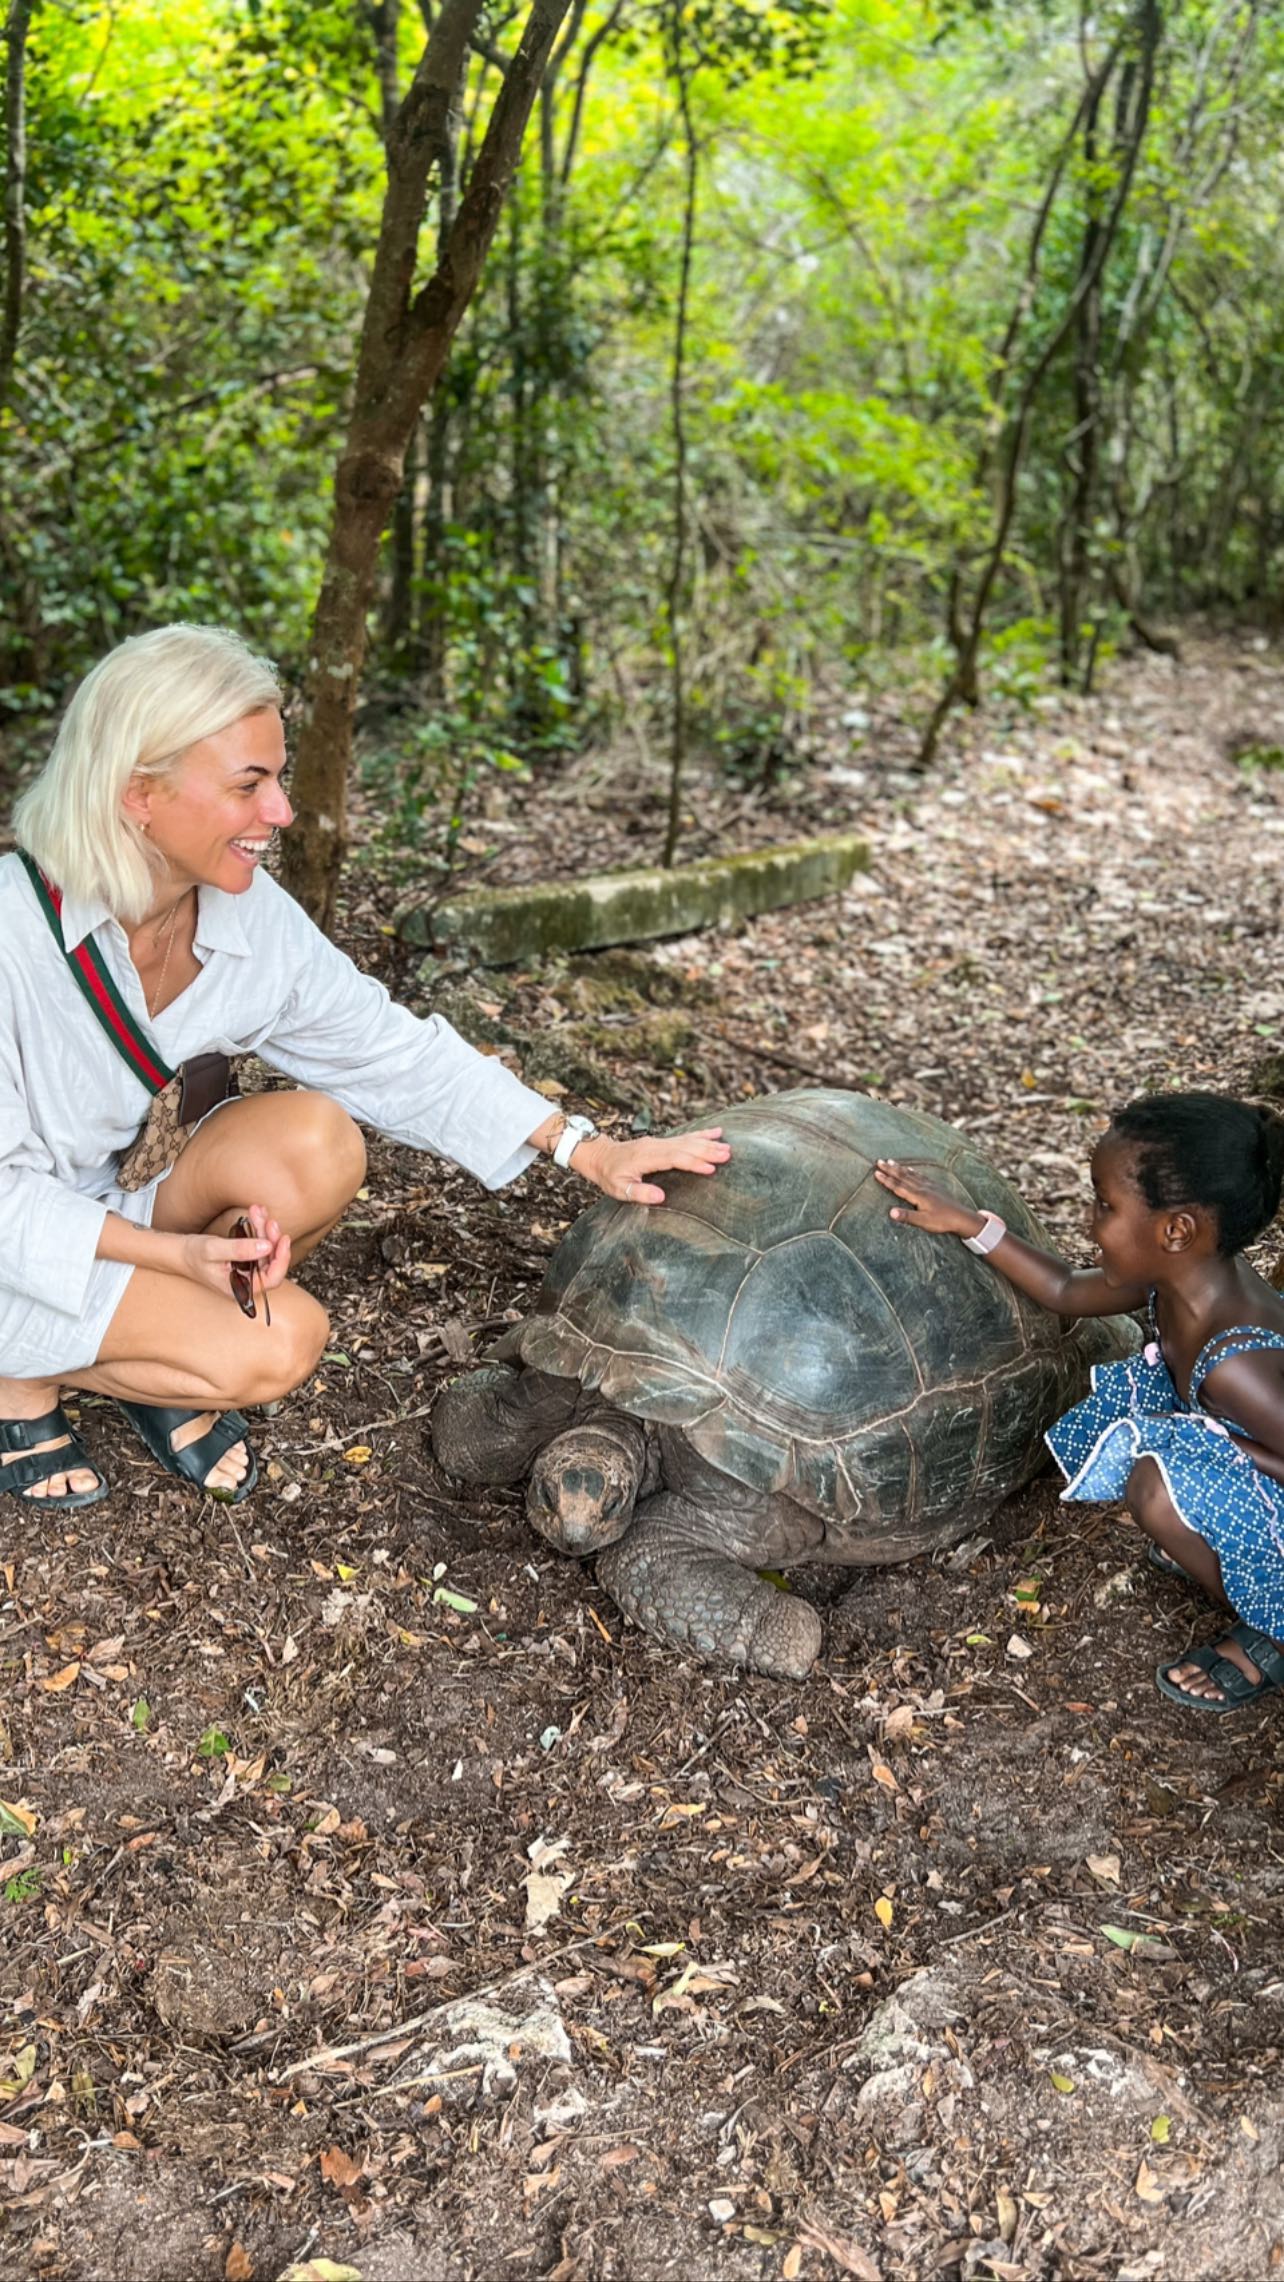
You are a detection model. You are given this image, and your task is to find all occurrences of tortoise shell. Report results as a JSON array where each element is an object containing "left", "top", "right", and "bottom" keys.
[{"left": 507, "top": 1089, "right": 1129, "bottom": 1560}]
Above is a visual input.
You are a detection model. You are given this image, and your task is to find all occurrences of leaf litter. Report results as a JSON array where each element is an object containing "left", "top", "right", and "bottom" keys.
[{"left": 5, "top": 636, "right": 1284, "bottom": 2277}]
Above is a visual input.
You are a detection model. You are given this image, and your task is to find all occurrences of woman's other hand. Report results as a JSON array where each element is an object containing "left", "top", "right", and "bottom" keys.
[
  {"left": 573, "top": 1127, "right": 731, "bottom": 1207},
  {"left": 874, "top": 1158, "right": 984, "bottom": 1240},
  {"left": 178, "top": 1203, "right": 292, "bottom": 1301}
]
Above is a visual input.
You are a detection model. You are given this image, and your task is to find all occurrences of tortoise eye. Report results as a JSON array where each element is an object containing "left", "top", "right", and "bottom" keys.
[{"left": 229, "top": 1215, "right": 271, "bottom": 1328}]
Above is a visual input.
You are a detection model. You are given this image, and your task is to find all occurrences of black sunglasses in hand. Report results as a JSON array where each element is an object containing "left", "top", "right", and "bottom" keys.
[{"left": 229, "top": 1215, "right": 272, "bottom": 1326}]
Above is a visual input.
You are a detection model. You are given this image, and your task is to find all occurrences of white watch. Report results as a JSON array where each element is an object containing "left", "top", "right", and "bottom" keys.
[
  {"left": 964, "top": 1210, "right": 1007, "bottom": 1255},
  {"left": 552, "top": 1113, "right": 597, "bottom": 1169}
]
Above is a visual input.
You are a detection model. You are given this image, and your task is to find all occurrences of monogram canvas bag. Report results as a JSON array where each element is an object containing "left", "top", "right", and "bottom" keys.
[{"left": 20, "top": 853, "right": 236, "bottom": 1190}]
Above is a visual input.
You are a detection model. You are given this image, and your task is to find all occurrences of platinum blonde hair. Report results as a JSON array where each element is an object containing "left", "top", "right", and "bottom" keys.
[{"left": 12, "top": 624, "right": 282, "bottom": 922}]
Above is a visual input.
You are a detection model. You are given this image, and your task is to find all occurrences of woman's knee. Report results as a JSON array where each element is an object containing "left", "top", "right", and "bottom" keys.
[
  {"left": 230, "top": 1284, "right": 330, "bottom": 1407},
  {"left": 279, "top": 1094, "right": 367, "bottom": 1209}
]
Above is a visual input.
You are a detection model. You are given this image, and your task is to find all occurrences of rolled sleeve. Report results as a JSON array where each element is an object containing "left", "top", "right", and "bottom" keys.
[{"left": 259, "top": 902, "right": 553, "bottom": 1188}]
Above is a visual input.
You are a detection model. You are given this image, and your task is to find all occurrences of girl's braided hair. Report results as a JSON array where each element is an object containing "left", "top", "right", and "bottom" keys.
[{"left": 1111, "top": 1091, "right": 1284, "bottom": 1256}]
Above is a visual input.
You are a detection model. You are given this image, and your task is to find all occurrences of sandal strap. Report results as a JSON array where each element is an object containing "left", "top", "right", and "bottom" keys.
[
  {"left": 165, "top": 1408, "right": 254, "bottom": 1485},
  {"left": 1226, "top": 1621, "right": 1284, "bottom": 1690},
  {"left": 1201, "top": 1652, "right": 1265, "bottom": 1703},
  {"left": 118, "top": 1401, "right": 254, "bottom": 1492},
  {"left": 0, "top": 1415, "right": 103, "bottom": 1498},
  {"left": 0, "top": 1407, "right": 72, "bottom": 1455}
]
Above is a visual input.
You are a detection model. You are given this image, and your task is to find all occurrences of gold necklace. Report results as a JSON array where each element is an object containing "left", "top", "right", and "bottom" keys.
[{"left": 145, "top": 896, "right": 184, "bottom": 1020}]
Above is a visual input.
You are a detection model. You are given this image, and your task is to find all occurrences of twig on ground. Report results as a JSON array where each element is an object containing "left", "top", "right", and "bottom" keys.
[{"left": 271, "top": 1911, "right": 652, "bottom": 2081}]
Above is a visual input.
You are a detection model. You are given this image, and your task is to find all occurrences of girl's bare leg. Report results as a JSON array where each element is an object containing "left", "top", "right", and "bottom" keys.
[
  {"left": 1, "top": 1092, "right": 366, "bottom": 1499},
  {"left": 1125, "top": 1456, "right": 1268, "bottom": 1702}
]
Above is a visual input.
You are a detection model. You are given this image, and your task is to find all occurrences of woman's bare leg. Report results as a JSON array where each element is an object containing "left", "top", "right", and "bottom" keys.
[
  {"left": 1, "top": 1091, "right": 365, "bottom": 1499},
  {"left": 153, "top": 1089, "right": 367, "bottom": 1265},
  {"left": 1125, "top": 1456, "right": 1268, "bottom": 1702},
  {"left": 0, "top": 1378, "right": 101, "bottom": 1501}
]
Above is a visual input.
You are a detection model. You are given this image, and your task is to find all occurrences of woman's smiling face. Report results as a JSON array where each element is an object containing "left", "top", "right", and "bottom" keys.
[{"left": 129, "top": 708, "right": 293, "bottom": 898}]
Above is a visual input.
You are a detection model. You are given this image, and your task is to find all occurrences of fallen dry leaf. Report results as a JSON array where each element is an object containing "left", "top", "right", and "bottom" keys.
[
  {"left": 796, "top": 2214, "right": 879, "bottom": 2279},
  {"left": 37, "top": 1661, "right": 80, "bottom": 1693},
  {"left": 1134, "top": 2157, "right": 1166, "bottom": 2204},
  {"left": 225, "top": 2245, "right": 255, "bottom": 2282},
  {"left": 277, "top": 2265, "right": 364, "bottom": 2282},
  {"left": 319, "top": 2143, "right": 363, "bottom": 2190}
]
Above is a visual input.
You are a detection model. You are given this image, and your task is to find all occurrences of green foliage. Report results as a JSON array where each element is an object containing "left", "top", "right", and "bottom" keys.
[
  {"left": 0, "top": 0, "right": 383, "bottom": 699},
  {"left": 4, "top": 0, "right": 1284, "bottom": 752}
]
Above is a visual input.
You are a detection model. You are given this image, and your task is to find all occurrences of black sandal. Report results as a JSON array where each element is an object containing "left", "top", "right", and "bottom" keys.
[
  {"left": 117, "top": 1401, "right": 258, "bottom": 1505},
  {"left": 0, "top": 1407, "right": 109, "bottom": 1509},
  {"left": 1155, "top": 1620, "right": 1284, "bottom": 1713},
  {"left": 1147, "top": 1542, "right": 1188, "bottom": 1579}
]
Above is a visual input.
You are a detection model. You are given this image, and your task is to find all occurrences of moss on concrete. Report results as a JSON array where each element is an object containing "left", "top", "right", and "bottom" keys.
[
  {"left": 397, "top": 832, "right": 868, "bottom": 966},
  {"left": 578, "top": 1008, "right": 697, "bottom": 1070},
  {"left": 425, "top": 982, "right": 639, "bottom": 1112}
]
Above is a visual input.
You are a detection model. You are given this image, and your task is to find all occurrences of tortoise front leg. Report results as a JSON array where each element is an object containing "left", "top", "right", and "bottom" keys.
[
  {"left": 431, "top": 1365, "right": 579, "bottom": 1486},
  {"left": 597, "top": 1492, "right": 823, "bottom": 1680}
]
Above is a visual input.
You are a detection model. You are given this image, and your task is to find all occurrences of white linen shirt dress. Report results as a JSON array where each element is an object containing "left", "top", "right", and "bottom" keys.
[{"left": 0, "top": 852, "right": 554, "bottom": 1378}]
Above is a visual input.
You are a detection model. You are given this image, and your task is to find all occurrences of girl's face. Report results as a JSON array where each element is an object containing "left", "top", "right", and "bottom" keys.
[
  {"left": 126, "top": 708, "right": 293, "bottom": 902},
  {"left": 1088, "top": 1133, "right": 1171, "bottom": 1285}
]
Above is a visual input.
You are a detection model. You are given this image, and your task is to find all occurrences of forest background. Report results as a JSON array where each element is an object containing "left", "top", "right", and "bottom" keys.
[
  {"left": 3, "top": 0, "right": 1281, "bottom": 927},
  {"left": 7, "top": 11, "right": 1284, "bottom": 2278}
]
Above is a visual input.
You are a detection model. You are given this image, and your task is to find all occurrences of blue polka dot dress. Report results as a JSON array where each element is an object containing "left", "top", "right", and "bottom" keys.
[{"left": 1046, "top": 1317, "right": 1284, "bottom": 1642}]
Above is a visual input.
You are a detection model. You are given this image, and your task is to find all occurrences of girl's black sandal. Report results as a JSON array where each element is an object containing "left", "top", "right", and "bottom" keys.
[
  {"left": 1146, "top": 1542, "right": 1188, "bottom": 1579},
  {"left": 117, "top": 1401, "right": 258, "bottom": 1505},
  {"left": 1155, "top": 1621, "right": 1284, "bottom": 1713},
  {"left": 0, "top": 1407, "right": 109, "bottom": 1508}
]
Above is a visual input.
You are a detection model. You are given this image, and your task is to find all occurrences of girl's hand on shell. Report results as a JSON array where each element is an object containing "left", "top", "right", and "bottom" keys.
[
  {"left": 178, "top": 1205, "right": 291, "bottom": 1300},
  {"left": 574, "top": 1128, "right": 731, "bottom": 1207},
  {"left": 874, "top": 1158, "right": 982, "bottom": 1239}
]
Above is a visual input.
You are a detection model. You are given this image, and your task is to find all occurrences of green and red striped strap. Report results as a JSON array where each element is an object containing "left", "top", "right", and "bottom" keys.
[{"left": 18, "top": 851, "right": 175, "bottom": 1095}]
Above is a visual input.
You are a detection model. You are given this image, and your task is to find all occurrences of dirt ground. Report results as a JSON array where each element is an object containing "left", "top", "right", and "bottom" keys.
[{"left": 4, "top": 631, "right": 1284, "bottom": 2282}]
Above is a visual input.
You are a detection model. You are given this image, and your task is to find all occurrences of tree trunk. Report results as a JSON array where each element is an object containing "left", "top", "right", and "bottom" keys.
[
  {"left": 384, "top": 418, "right": 419, "bottom": 659},
  {"left": 1, "top": 0, "right": 35, "bottom": 417},
  {"left": 662, "top": 17, "right": 698, "bottom": 870},
  {"left": 281, "top": 0, "right": 573, "bottom": 931},
  {"left": 417, "top": 48, "right": 468, "bottom": 696},
  {"left": 916, "top": 0, "right": 1160, "bottom": 771},
  {"left": 1057, "top": 64, "right": 1110, "bottom": 687}
]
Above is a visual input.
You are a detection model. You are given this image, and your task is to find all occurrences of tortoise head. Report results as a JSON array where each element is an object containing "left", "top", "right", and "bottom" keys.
[{"left": 525, "top": 1424, "right": 643, "bottom": 1556}]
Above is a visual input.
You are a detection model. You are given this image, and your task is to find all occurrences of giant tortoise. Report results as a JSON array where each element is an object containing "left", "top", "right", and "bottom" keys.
[{"left": 432, "top": 1089, "right": 1129, "bottom": 1678}]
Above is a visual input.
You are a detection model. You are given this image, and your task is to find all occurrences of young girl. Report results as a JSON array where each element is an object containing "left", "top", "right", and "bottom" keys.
[{"left": 875, "top": 1093, "right": 1284, "bottom": 1713}]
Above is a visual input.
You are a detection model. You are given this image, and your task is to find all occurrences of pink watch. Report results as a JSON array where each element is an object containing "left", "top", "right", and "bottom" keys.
[{"left": 964, "top": 1211, "right": 1007, "bottom": 1255}]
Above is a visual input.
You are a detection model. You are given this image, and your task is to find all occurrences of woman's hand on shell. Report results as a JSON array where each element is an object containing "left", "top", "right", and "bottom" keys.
[
  {"left": 178, "top": 1203, "right": 292, "bottom": 1300},
  {"left": 574, "top": 1127, "right": 731, "bottom": 1207},
  {"left": 874, "top": 1158, "right": 980, "bottom": 1238}
]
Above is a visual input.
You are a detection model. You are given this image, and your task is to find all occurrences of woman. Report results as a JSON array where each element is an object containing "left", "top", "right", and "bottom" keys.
[{"left": 0, "top": 624, "right": 729, "bottom": 1507}]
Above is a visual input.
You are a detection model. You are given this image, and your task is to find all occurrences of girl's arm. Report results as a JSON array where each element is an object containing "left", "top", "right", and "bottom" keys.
[
  {"left": 1199, "top": 1354, "right": 1284, "bottom": 1479},
  {"left": 874, "top": 1159, "right": 1147, "bottom": 1320}
]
